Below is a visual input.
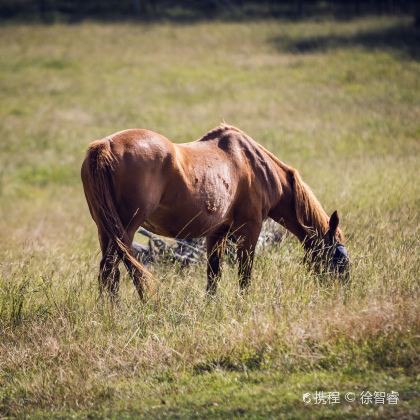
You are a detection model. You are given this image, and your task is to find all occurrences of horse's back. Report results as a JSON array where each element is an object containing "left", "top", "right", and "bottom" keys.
[
  {"left": 184, "top": 125, "right": 282, "bottom": 193},
  {"left": 103, "top": 128, "right": 174, "bottom": 160}
]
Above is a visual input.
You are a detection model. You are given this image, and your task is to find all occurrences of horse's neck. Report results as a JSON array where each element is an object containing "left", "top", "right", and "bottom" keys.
[{"left": 270, "top": 163, "right": 329, "bottom": 250}]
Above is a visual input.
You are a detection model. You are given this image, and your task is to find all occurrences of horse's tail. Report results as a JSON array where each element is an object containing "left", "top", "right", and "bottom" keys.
[{"left": 81, "top": 139, "right": 150, "bottom": 290}]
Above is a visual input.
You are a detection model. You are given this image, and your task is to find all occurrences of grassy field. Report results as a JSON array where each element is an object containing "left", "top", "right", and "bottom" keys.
[{"left": 0, "top": 16, "right": 419, "bottom": 418}]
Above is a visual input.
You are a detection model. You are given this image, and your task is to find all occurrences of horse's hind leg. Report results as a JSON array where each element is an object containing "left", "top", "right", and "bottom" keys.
[
  {"left": 234, "top": 221, "right": 262, "bottom": 291},
  {"left": 121, "top": 255, "right": 145, "bottom": 300},
  {"left": 120, "top": 223, "right": 150, "bottom": 300},
  {"left": 98, "top": 231, "right": 121, "bottom": 299},
  {"left": 100, "top": 229, "right": 145, "bottom": 300},
  {"left": 99, "top": 245, "right": 121, "bottom": 298}
]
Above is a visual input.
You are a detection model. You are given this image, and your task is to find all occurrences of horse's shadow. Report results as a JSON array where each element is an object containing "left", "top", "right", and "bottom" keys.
[{"left": 269, "top": 21, "right": 420, "bottom": 61}]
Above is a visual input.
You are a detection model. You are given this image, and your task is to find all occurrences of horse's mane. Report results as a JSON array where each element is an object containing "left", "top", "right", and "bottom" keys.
[
  {"left": 198, "top": 123, "right": 241, "bottom": 142},
  {"left": 290, "top": 169, "right": 343, "bottom": 242},
  {"left": 290, "top": 170, "right": 329, "bottom": 236}
]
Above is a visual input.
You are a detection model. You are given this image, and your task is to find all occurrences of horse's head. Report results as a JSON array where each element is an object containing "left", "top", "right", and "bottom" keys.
[{"left": 307, "top": 211, "right": 350, "bottom": 281}]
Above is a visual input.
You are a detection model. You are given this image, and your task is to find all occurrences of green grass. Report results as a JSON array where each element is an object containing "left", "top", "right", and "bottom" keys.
[
  {"left": 21, "top": 369, "right": 419, "bottom": 418},
  {"left": 0, "top": 16, "right": 419, "bottom": 418}
]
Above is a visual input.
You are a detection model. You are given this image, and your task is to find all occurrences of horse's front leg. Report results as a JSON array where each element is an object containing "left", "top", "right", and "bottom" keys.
[
  {"left": 206, "top": 228, "right": 229, "bottom": 295},
  {"left": 235, "top": 221, "right": 262, "bottom": 291}
]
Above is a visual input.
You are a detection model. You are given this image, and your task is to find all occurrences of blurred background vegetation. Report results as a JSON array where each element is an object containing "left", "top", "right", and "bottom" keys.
[{"left": 1, "top": 0, "right": 420, "bottom": 22}]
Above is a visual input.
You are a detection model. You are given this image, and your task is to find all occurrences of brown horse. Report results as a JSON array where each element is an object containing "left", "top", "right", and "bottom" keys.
[{"left": 81, "top": 124, "right": 349, "bottom": 299}]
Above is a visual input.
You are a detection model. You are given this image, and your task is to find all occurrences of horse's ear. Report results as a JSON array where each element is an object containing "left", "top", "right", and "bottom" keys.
[{"left": 329, "top": 210, "right": 339, "bottom": 236}]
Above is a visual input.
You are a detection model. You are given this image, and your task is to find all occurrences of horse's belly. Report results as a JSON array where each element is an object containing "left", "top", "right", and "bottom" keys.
[
  {"left": 143, "top": 159, "right": 237, "bottom": 238},
  {"left": 144, "top": 189, "right": 233, "bottom": 239}
]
